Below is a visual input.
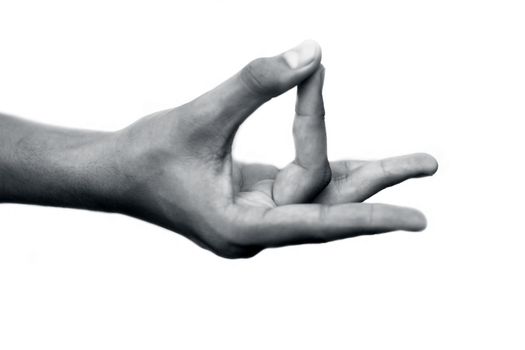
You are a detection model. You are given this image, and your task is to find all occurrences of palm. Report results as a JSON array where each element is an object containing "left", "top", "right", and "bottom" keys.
[{"left": 198, "top": 153, "right": 436, "bottom": 258}]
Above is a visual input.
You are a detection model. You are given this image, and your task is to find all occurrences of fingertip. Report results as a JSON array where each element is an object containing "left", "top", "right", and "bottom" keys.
[
  {"left": 283, "top": 39, "right": 322, "bottom": 70},
  {"left": 414, "top": 153, "right": 439, "bottom": 175},
  {"left": 428, "top": 156, "right": 439, "bottom": 175},
  {"left": 409, "top": 209, "right": 427, "bottom": 231},
  {"left": 374, "top": 204, "right": 427, "bottom": 232}
]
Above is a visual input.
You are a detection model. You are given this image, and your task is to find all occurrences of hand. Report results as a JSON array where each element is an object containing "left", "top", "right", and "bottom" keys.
[{"left": 114, "top": 40, "right": 438, "bottom": 258}]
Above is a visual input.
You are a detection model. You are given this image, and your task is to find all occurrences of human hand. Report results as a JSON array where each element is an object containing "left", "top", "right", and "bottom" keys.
[{"left": 113, "top": 40, "right": 437, "bottom": 258}]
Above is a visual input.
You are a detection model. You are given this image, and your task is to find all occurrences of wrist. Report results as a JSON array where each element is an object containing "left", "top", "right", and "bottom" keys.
[
  {"left": 66, "top": 130, "right": 132, "bottom": 213},
  {"left": 0, "top": 115, "right": 128, "bottom": 213}
]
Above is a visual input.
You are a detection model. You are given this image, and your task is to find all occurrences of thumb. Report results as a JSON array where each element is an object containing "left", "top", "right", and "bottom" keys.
[{"left": 182, "top": 40, "right": 322, "bottom": 142}]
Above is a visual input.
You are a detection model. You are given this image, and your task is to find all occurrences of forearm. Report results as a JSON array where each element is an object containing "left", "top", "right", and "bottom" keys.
[{"left": 0, "top": 113, "right": 126, "bottom": 212}]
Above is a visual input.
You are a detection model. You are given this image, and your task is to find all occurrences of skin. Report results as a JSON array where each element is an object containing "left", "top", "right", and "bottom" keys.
[{"left": 0, "top": 41, "right": 437, "bottom": 259}]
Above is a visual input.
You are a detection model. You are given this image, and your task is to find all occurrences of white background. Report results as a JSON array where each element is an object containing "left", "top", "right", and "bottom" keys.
[{"left": 1, "top": 0, "right": 524, "bottom": 349}]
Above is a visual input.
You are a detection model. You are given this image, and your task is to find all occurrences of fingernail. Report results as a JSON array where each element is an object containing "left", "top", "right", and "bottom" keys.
[{"left": 283, "top": 39, "right": 321, "bottom": 69}]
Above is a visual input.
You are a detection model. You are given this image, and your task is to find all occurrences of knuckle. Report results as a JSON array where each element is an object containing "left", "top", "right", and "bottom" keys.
[
  {"left": 320, "top": 161, "right": 332, "bottom": 184},
  {"left": 366, "top": 203, "right": 381, "bottom": 226},
  {"left": 311, "top": 160, "right": 332, "bottom": 187},
  {"left": 318, "top": 106, "right": 326, "bottom": 119},
  {"left": 379, "top": 159, "right": 394, "bottom": 178},
  {"left": 240, "top": 58, "right": 281, "bottom": 97}
]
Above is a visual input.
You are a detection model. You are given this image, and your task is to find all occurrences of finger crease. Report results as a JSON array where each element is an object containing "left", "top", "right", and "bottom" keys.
[{"left": 368, "top": 204, "right": 375, "bottom": 226}]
